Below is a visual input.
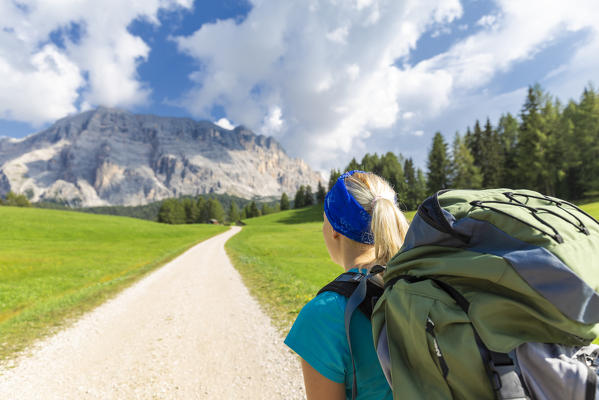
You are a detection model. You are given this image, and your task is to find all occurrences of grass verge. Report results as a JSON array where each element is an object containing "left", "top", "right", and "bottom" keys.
[{"left": 0, "top": 206, "right": 227, "bottom": 361}]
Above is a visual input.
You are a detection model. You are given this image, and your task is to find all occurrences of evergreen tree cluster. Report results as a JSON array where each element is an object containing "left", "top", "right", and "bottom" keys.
[
  {"left": 158, "top": 197, "right": 226, "bottom": 224},
  {"left": 240, "top": 200, "right": 280, "bottom": 219},
  {"left": 426, "top": 84, "right": 599, "bottom": 200},
  {"left": 157, "top": 194, "right": 283, "bottom": 224},
  {"left": 0, "top": 191, "right": 31, "bottom": 207},
  {"left": 242, "top": 201, "right": 261, "bottom": 219},
  {"left": 293, "top": 185, "right": 315, "bottom": 208}
]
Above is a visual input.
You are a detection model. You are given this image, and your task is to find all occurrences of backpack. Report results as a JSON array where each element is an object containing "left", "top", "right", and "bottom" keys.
[{"left": 332, "top": 188, "right": 599, "bottom": 399}]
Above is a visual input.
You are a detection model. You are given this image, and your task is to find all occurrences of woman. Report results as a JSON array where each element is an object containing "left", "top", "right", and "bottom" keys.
[{"left": 285, "top": 170, "right": 410, "bottom": 400}]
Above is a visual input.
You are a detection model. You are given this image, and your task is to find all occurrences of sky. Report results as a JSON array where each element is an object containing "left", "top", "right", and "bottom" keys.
[{"left": 1, "top": 0, "right": 598, "bottom": 173}]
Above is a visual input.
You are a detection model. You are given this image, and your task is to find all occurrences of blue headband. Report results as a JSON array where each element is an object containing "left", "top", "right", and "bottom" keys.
[{"left": 324, "top": 170, "right": 374, "bottom": 244}]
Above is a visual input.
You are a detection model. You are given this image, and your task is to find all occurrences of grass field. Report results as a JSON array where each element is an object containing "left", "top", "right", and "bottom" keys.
[
  {"left": 225, "top": 205, "right": 416, "bottom": 330},
  {"left": 227, "top": 202, "right": 598, "bottom": 332},
  {"left": 0, "top": 206, "right": 227, "bottom": 361}
]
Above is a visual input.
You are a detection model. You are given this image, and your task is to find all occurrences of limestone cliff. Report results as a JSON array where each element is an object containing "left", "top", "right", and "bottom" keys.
[{"left": 0, "top": 107, "right": 322, "bottom": 206}]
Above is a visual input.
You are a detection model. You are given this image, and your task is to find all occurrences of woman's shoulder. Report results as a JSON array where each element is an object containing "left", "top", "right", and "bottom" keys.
[
  {"left": 287, "top": 290, "right": 348, "bottom": 342},
  {"left": 303, "top": 290, "right": 347, "bottom": 315}
]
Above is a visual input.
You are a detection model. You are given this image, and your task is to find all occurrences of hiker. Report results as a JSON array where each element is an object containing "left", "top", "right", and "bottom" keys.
[{"left": 285, "top": 170, "right": 409, "bottom": 400}]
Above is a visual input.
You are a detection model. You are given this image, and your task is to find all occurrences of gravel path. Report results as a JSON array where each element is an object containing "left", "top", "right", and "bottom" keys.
[{"left": 0, "top": 227, "right": 305, "bottom": 399}]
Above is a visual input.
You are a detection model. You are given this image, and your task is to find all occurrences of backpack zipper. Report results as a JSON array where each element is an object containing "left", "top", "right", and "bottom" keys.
[{"left": 426, "top": 317, "right": 449, "bottom": 379}]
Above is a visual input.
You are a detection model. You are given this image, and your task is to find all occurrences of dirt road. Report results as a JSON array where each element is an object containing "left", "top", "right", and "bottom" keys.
[{"left": 0, "top": 227, "right": 305, "bottom": 399}]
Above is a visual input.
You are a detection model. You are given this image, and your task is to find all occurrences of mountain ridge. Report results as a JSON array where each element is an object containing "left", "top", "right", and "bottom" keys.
[{"left": 0, "top": 107, "right": 321, "bottom": 206}]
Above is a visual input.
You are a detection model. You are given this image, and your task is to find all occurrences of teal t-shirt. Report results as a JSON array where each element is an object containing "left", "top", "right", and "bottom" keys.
[{"left": 284, "top": 270, "right": 392, "bottom": 400}]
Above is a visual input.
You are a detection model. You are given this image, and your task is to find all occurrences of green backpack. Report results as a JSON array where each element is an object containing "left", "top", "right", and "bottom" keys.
[{"left": 370, "top": 189, "right": 599, "bottom": 399}]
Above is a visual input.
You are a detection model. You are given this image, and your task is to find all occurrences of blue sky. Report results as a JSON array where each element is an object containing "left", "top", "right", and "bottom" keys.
[{"left": 1, "top": 0, "right": 598, "bottom": 172}]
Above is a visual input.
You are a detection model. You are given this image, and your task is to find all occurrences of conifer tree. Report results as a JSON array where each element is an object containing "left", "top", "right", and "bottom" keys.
[
  {"left": 304, "top": 185, "right": 314, "bottom": 206},
  {"left": 183, "top": 198, "right": 199, "bottom": 224},
  {"left": 480, "top": 118, "right": 504, "bottom": 187},
  {"left": 468, "top": 120, "right": 484, "bottom": 169},
  {"left": 497, "top": 113, "right": 520, "bottom": 188},
  {"left": 328, "top": 169, "right": 341, "bottom": 190},
  {"left": 403, "top": 158, "right": 418, "bottom": 210},
  {"left": 249, "top": 201, "right": 260, "bottom": 218},
  {"left": 541, "top": 97, "right": 564, "bottom": 196},
  {"left": 158, "top": 199, "right": 173, "bottom": 224},
  {"left": 564, "top": 85, "right": 599, "bottom": 198},
  {"left": 228, "top": 201, "right": 240, "bottom": 223},
  {"left": 515, "top": 85, "right": 549, "bottom": 192},
  {"left": 197, "top": 197, "right": 209, "bottom": 223},
  {"left": 207, "top": 198, "right": 225, "bottom": 222},
  {"left": 280, "top": 192, "right": 290, "bottom": 210},
  {"left": 316, "top": 181, "right": 326, "bottom": 204},
  {"left": 361, "top": 153, "right": 382, "bottom": 175},
  {"left": 380, "top": 152, "right": 405, "bottom": 195},
  {"left": 346, "top": 158, "right": 360, "bottom": 172},
  {"left": 426, "top": 132, "right": 451, "bottom": 193},
  {"left": 158, "top": 198, "right": 185, "bottom": 224},
  {"left": 451, "top": 133, "right": 482, "bottom": 189},
  {"left": 294, "top": 185, "right": 306, "bottom": 208},
  {"left": 261, "top": 203, "right": 273, "bottom": 215}
]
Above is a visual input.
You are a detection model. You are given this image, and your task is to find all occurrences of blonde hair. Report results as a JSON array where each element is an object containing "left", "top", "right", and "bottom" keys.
[{"left": 344, "top": 172, "right": 409, "bottom": 265}]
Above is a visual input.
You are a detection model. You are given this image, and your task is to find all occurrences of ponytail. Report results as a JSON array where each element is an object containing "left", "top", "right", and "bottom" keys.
[{"left": 345, "top": 172, "right": 409, "bottom": 265}]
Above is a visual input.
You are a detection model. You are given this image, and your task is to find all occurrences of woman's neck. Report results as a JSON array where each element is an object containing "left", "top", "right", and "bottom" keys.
[{"left": 341, "top": 246, "right": 376, "bottom": 272}]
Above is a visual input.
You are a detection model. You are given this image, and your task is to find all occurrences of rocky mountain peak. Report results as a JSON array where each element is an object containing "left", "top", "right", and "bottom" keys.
[{"left": 0, "top": 107, "right": 322, "bottom": 206}]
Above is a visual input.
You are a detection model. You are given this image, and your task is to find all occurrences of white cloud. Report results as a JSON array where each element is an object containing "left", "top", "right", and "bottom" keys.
[
  {"left": 175, "top": 0, "right": 463, "bottom": 170},
  {"left": 0, "top": 0, "right": 191, "bottom": 126},
  {"left": 431, "top": 26, "right": 452, "bottom": 38},
  {"left": 0, "top": 44, "right": 83, "bottom": 124},
  {"left": 476, "top": 14, "right": 498, "bottom": 29},
  {"left": 175, "top": 0, "right": 599, "bottom": 169},
  {"left": 262, "top": 106, "right": 284, "bottom": 135},
  {"left": 326, "top": 26, "right": 349, "bottom": 44},
  {"left": 417, "top": 0, "right": 599, "bottom": 91},
  {"left": 215, "top": 117, "right": 235, "bottom": 130}
]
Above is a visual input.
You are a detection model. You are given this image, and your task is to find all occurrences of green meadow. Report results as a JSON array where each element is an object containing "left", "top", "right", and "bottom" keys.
[
  {"left": 0, "top": 206, "right": 226, "bottom": 361},
  {"left": 227, "top": 202, "right": 598, "bottom": 332}
]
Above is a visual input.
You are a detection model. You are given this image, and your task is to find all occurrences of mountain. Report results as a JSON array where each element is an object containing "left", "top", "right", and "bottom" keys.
[{"left": 0, "top": 107, "right": 322, "bottom": 206}]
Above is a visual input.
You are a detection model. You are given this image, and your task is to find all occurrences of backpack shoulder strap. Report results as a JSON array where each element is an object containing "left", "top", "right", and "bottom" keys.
[
  {"left": 318, "top": 272, "right": 383, "bottom": 319},
  {"left": 318, "top": 268, "right": 386, "bottom": 400}
]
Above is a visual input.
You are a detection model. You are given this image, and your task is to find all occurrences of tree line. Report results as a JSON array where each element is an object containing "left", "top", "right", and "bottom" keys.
[
  {"left": 426, "top": 84, "right": 599, "bottom": 200},
  {"left": 291, "top": 182, "right": 326, "bottom": 209},
  {"left": 157, "top": 196, "right": 285, "bottom": 224},
  {"left": 327, "top": 84, "right": 599, "bottom": 210}
]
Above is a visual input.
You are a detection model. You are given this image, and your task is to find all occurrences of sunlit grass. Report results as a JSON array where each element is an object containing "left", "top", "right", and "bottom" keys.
[{"left": 0, "top": 206, "right": 226, "bottom": 361}]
